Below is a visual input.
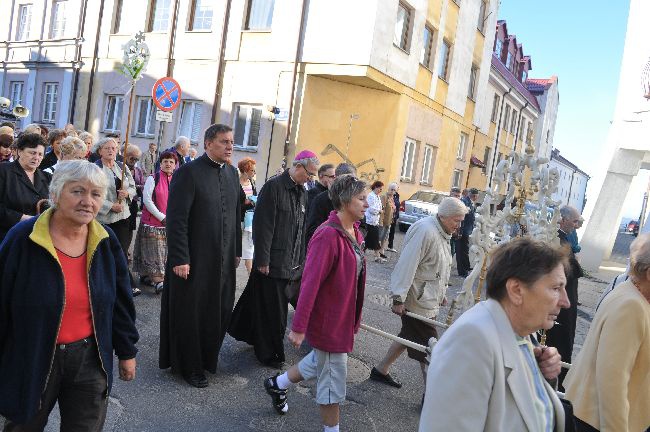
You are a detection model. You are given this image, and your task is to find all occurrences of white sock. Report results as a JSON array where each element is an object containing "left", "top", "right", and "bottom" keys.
[
  {"left": 323, "top": 425, "right": 339, "bottom": 432},
  {"left": 275, "top": 372, "right": 292, "bottom": 390}
]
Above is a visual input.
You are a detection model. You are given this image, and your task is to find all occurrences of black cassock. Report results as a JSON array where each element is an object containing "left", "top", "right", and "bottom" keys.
[{"left": 159, "top": 155, "right": 241, "bottom": 376}]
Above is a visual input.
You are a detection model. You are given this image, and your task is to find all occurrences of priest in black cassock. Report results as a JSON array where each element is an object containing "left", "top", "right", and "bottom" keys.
[{"left": 159, "top": 124, "right": 242, "bottom": 388}]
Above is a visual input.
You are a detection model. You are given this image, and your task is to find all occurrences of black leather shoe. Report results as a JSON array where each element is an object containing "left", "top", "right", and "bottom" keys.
[
  {"left": 369, "top": 367, "right": 402, "bottom": 388},
  {"left": 184, "top": 372, "right": 208, "bottom": 388}
]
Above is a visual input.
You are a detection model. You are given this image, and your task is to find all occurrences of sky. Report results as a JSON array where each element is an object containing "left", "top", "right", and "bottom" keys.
[{"left": 497, "top": 0, "right": 648, "bottom": 220}]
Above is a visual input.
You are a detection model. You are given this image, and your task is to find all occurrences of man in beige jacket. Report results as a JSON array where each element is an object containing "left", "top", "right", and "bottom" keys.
[{"left": 370, "top": 197, "right": 467, "bottom": 389}]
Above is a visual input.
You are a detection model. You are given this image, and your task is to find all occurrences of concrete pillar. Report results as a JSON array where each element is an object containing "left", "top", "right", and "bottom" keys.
[{"left": 581, "top": 148, "right": 644, "bottom": 270}]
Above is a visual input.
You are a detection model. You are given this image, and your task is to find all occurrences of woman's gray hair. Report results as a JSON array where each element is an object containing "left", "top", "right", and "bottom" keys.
[
  {"left": 78, "top": 131, "right": 93, "bottom": 142},
  {"left": 630, "top": 233, "right": 650, "bottom": 280},
  {"left": 437, "top": 197, "right": 469, "bottom": 218},
  {"left": 59, "top": 137, "right": 87, "bottom": 159},
  {"left": 388, "top": 182, "right": 399, "bottom": 191},
  {"left": 329, "top": 175, "right": 367, "bottom": 210},
  {"left": 49, "top": 161, "right": 109, "bottom": 208},
  {"left": 93, "top": 137, "right": 116, "bottom": 153}
]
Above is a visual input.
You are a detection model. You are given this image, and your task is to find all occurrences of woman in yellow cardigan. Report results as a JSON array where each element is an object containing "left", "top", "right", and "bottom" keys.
[{"left": 564, "top": 233, "right": 650, "bottom": 432}]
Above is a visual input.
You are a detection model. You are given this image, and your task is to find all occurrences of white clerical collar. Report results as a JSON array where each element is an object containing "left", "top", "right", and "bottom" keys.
[{"left": 206, "top": 153, "right": 225, "bottom": 168}]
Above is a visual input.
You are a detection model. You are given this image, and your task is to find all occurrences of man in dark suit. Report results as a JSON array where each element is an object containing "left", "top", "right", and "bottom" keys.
[
  {"left": 546, "top": 204, "right": 584, "bottom": 391},
  {"left": 455, "top": 188, "right": 478, "bottom": 276}
]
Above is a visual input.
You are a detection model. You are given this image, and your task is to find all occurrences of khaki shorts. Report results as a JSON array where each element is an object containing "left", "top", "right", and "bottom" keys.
[{"left": 297, "top": 349, "right": 348, "bottom": 405}]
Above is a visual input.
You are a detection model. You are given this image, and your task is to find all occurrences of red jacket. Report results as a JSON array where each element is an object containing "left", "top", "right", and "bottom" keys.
[{"left": 292, "top": 212, "right": 366, "bottom": 353}]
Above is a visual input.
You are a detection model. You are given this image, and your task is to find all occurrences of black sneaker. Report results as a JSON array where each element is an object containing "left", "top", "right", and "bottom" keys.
[
  {"left": 370, "top": 367, "right": 402, "bottom": 388},
  {"left": 264, "top": 375, "right": 288, "bottom": 415}
]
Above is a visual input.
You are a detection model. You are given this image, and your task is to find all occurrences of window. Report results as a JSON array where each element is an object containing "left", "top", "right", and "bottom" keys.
[
  {"left": 494, "top": 38, "right": 503, "bottom": 57},
  {"left": 42, "top": 83, "right": 58, "bottom": 123},
  {"left": 103, "top": 95, "right": 124, "bottom": 132},
  {"left": 189, "top": 0, "right": 214, "bottom": 30},
  {"left": 135, "top": 97, "right": 156, "bottom": 137},
  {"left": 50, "top": 0, "right": 67, "bottom": 38},
  {"left": 394, "top": 2, "right": 412, "bottom": 51},
  {"left": 510, "top": 112, "right": 517, "bottom": 135},
  {"left": 519, "top": 119, "right": 526, "bottom": 140},
  {"left": 113, "top": 0, "right": 124, "bottom": 33},
  {"left": 245, "top": 0, "right": 275, "bottom": 30},
  {"left": 9, "top": 82, "right": 24, "bottom": 108},
  {"left": 526, "top": 121, "right": 533, "bottom": 144},
  {"left": 477, "top": 1, "right": 486, "bottom": 32},
  {"left": 233, "top": 104, "right": 262, "bottom": 149},
  {"left": 452, "top": 169, "right": 463, "bottom": 188},
  {"left": 490, "top": 94, "right": 500, "bottom": 122},
  {"left": 468, "top": 65, "right": 478, "bottom": 100},
  {"left": 420, "top": 145, "right": 435, "bottom": 184},
  {"left": 149, "top": 0, "right": 172, "bottom": 32},
  {"left": 400, "top": 138, "right": 417, "bottom": 182},
  {"left": 482, "top": 147, "right": 491, "bottom": 174},
  {"left": 438, "top": 40, "right": 451, "bottom": 80},
  {"left": 178, "top": 101, "right": 203, "bottom": 143},
  {"left": 503, "top": 105, "right": 511, "bottom": 131},
  {"left": 16, "top": 4, "right": 32, "bottom": 41},
  {"left": 521, "top": 70, "right": 528, "bottom": 82},
  {"left": 456, "top": 132, "right": 468, "bottom": 160},
  {"left": 506, "top": 51, "right": 514, "bottom": 72},
  {"left": 420, "top": 25, "right": 435, "bottom": 68}
]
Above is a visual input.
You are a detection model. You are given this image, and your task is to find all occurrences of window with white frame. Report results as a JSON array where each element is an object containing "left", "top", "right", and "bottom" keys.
[
  {"left": 10, "top": 82, "right": 24, "bottom": 108},
  {"left": 468, "top": 65, "right": 478, "bottom": 100},
  {"left": 438, "top": 40, "right": 451, "bottom": 80},
  {"left": 526, "top": 121, "right": 533, "bottom": 144},
  {"left": 135, "top": 97, "right": 156, "bottom": 137},
  {"left": 482, "top": 147, "right": 491, "bottom": 174},
  {"left": 245, "top": 0, "right": 275, "bottom": 30},
  {"left": 103, "top": 95, "right": 124, "bottom": 132},
  {"left": 149, "top": 0, "right": 172, "bottom": 32},
  {"left": 490, "top": 94, "right": 500, "bottom": 122},
  {"left": 510, "top": 112, "right": 517, "bottom": 135},
  {"left": 452, "top": 169, "right": 463, "bottom": 188},
  {"left": 178, "top": 101, "right": 203, "bottom": 143},
  {"left": 506, "top": 51, "right": 514, "bottom": 72},
  {"left": 420, "top": 25, "right": 435, "bottom": 69},
  {"left": 457, "top": 132, "right": 468, "bottom": 160},
  {"left": 494, "top": 37, "right": 503, "bottom": 57},
  {"left": 189, "top": 0, "right": 214, "bottom": 30},
  {"left": 400, "top": 138, "right": 417, "bottom": 182},
  {"left": 50, "top": 0, "right": 67, "bottom": 39},
  {"left": 42, "top": 83, "right": 58, "bottom": 123},
  {"left": 519, "top": 118, "right": 526, "bottom": 140},
  {"left": 420, "top": 144, "right": 435, "bottom": 184},
  {"left": 477, "top": 1, "right": 486, "bottom": 32},
  {"left": 503, "top": 105, "right": 511, "bottom": 131},
  {"left": 16, "top": 4, "right": 33, "bottom": 41},
  {"left": 394, "top": 2, "right": 412, "bottom": 52},
  {"left": 233, "top": 104, "right": 262, "bottom": 149}
]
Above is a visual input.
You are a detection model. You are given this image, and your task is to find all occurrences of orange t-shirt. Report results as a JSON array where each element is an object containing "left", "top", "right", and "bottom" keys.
[{"left": 56, "top": 250, "right": 94, "bottom": 344}]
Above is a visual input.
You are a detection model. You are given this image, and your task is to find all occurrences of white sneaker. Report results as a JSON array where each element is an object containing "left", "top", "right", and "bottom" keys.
[{"left": 387, "top": 248, "right": 398, "bottom": 253}]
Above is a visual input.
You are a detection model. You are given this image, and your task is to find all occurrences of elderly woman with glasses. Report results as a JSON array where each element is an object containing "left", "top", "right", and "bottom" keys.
[
  {"left": 0, "top": 160, "right": 138, "bottom": 430},
  {"left": 564, "top": 233, "right": 650, "bottom": 432},
  {"left": 263, "top": 175, "right": 368, "bottom": 432},
  {"left": 420, "top": 238, "right": 570, "bottom": 432}
]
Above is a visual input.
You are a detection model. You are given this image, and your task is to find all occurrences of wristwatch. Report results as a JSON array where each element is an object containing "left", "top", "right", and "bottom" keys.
[{"left": 392, "top": 295, "right": 403, "bottom": 306}]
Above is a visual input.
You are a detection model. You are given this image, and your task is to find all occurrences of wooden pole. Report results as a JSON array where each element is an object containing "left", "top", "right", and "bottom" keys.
[
  {"left": 360, "top": 324, "right": 428, "bottom": 353},
  {"left": 404, "top": 311, "right": 449, "bottom": 329},
  {"left": 120, "top": 81, "right": 136, "bottom": 194}
]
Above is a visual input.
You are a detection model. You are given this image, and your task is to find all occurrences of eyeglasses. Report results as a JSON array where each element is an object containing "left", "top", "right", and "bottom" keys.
[{"left": 301, "top": 165, "right": 317, "bottom": 178}]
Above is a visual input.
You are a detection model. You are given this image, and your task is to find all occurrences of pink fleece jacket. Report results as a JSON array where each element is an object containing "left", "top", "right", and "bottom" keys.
[{"left": 291, "top": 211, "right": 366, "bottom": 353}]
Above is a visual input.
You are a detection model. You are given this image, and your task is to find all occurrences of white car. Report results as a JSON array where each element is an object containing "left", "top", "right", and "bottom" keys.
[{"left": 397, "top": 190, "right": 448, "bottom": 232}]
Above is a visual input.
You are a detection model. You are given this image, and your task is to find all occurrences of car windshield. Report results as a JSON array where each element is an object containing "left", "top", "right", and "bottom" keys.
[{"left": 410, "top": 192, "right": 445, "bottom": 204}]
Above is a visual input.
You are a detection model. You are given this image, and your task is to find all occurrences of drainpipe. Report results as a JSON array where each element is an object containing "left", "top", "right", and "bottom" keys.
[
  {"left": 488, "top": 86, "right": 511, "bottom": 188},
  {"left": 211, "top": 0, "right": 233, "bottom": 123},
  {"left": 69, "top": 0, "right": 89, "bottom": 124},
  {"left": 512, "top": 101, "right": 528, "bottom": 153},
  {"left": 83, "top": 0, "right": 106, "bottom": 131},
  {"left": 283, "top": 0, "right": 309, "bottom": 164}
]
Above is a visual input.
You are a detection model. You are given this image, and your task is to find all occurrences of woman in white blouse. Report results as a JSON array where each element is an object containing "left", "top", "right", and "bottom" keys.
[
  {"left": 364, "top": 181, "right": 385, "bottom": 262},
  {"left": 132, "top": 150, "right": 177, "bottom": 293}
]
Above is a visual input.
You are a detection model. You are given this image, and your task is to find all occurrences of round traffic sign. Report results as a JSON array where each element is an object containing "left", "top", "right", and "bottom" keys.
[{"left": 152, "top": 77, "right": 182, "bottom": 112}]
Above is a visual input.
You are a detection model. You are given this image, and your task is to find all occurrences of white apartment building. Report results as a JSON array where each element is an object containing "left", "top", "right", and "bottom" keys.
[{"left": 548, "top": 148, "right": 590, "bottom": 213}]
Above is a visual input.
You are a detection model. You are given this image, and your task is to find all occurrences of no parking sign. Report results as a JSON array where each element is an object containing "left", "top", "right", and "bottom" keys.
[{"left": 152, "top": 77, "right": 181, "bottom": 112}]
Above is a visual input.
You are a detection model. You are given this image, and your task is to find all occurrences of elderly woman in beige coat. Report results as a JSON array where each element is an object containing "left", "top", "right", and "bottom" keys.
[
  {"left": 371, "top": 197, "right": 467, "bottom": 390},
  {"left": 564, "top": 233, "right": 650, "bottom": 432},
  {"left": 420, "top": 238, "right": 569, "bottom": 432}
]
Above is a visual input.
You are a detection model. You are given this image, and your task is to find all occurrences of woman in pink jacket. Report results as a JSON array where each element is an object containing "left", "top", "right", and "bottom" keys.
[{"left": 263, "top": 175, "right": 368, "bottom": 432}]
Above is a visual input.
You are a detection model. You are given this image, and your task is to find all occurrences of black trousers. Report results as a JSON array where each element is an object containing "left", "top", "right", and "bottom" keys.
[
  {"left": 387, "top": 221, "right": 397, "bottom": 249},
  {"left": 455, "top": 235, "right": 470, "bottom": 276},
  {"left": 3, "top": 338, "right": 107, "bottom": 432},
  {"left": 106, "top": 218, "right": 137, "bottom": 288},
  {"left": 545, "top": 279, "right": 578, "bottom": 391}
]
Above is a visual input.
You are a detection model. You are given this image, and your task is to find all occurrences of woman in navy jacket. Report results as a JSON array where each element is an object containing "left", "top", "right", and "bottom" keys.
[{"left": 0, "top": 160, "right": 138, "bottom": 429}]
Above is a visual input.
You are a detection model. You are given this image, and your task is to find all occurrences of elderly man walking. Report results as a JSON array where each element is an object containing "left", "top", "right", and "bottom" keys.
[
  {"left": 229, "top": 151, "right": 319, "bottom": 368},
  {"left": 545, "top": 204, "right": 584, "bottom": 391},
  {"left": 370, "top": 197, "right": 467, "bottom": 393},
  {"left": 159, "top": 124, "right": 242, "bottom": 388}
]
